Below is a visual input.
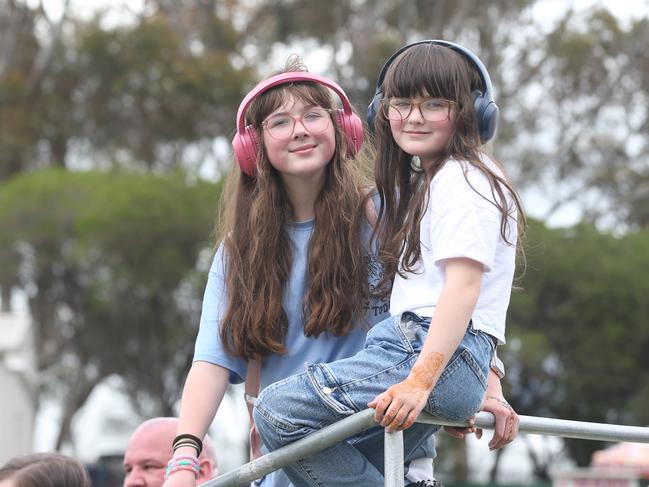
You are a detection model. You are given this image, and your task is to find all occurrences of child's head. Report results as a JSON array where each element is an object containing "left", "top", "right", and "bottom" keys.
[
  {"left": 232, "top": 59, "right": 363, "bottom": 180},
  {"left": 369, "top": 41, "right": 499, "bottom": 167}
]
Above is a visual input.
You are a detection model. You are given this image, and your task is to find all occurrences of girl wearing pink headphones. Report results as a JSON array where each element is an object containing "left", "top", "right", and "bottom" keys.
[
  {"left": 162, "top": 58, "right": 436, "bottom": 487},
  {"left": 254, "top": 42, "right": 524, "bottom": 486}
]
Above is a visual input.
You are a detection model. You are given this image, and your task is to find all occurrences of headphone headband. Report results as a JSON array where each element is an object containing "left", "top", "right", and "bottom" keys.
[
  {"left": 236, "top": 72, "right": 355, "bottom": 132},
  {"left": 373, "top": 40, "right": 494, "bottom": 102},
  {"left": 367, "top": 39, "right": 499, "bottom": 143}
]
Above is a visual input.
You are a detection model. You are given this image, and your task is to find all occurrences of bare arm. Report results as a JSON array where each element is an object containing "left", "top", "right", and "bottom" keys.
[
  {"left": 176, "top": 361, "right": 230, "bottom": 438},
  {"left": 369, "top": 257, "right": 483, "bottom": 432},
  {"left": 162, "top": 361, "right": 230, "bottom": 486}
]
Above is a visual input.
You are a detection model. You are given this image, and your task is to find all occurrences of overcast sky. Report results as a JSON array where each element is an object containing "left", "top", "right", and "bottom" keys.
[{"left": 32, "top": 0, "right": 649, "bottom": 27}]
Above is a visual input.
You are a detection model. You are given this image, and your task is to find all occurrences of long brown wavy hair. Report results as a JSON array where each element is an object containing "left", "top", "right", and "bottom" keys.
[
  {"left": 218, "top": 61, "right": 374, "bottom": 359},
  {"left": 373, "top": 44, "right": 526, "bottom": 284}
]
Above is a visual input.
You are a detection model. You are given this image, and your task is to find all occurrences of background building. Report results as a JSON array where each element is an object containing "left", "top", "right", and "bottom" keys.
[{"left": 0, "top": 311, "right": 36, "bottom": 465}]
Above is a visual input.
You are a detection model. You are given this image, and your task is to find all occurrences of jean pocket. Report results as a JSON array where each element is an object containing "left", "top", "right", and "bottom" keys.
[
  {"left": 427, "top": 348, "right": 488, "bottom": 422},
  {"left": 394, "top": 312, "right": 430, "bottom": 353},
  {"left": 306, "top": 363, "right": 358, "bottom": 416},
  {"left": 366, "top": 314, "right": 417, "bottom": 355}
]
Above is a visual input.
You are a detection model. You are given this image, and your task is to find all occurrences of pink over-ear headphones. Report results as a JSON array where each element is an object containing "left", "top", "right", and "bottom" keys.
[{"left": 232, "top": 72, "right": 364, "bottom": 176}]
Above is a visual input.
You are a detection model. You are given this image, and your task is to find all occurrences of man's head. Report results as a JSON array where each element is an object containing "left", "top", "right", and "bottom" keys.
[{"left": 123, "top": 417, "right": 217, "bottom": 487}]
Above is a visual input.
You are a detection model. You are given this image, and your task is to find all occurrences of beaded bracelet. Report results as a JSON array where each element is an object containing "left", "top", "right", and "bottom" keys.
[{"left": 164, "top": 454, "right": 200, "bottom": 479}]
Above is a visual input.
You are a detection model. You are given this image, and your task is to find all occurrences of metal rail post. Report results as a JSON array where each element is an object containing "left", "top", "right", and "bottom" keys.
[{"left": 384, "top": 430, "right": 404, "bottom": 487}]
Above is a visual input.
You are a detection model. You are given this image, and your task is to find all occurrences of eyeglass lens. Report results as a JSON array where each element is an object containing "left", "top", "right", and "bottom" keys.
[
  {"left": 264, "top": 109, "right": 331, "bottom": 139},
  {"left": 384, "top": 98, "right": 451, "bottom": 122}
]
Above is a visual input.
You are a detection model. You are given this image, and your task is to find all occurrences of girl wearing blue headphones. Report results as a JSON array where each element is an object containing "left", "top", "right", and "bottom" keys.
[{"left": 254, "top": 41, "right": 525, "bottom": 486}]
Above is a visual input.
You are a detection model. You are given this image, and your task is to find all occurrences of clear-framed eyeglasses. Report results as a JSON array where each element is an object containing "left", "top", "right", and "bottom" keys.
[
  {"left": 382, "top": 97, "right": 455, "bottom": 123},
  {"left": 261, "top": 108, "right": 333, "bottom": 140}
]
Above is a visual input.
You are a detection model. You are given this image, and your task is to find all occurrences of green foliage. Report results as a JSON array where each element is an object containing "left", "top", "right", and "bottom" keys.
[
  {"left": 244, "top": 0, "right": 537, "bottom": 102},
  {"left": 3, "top": 1, "right": 647, "bottom": 225},
  {"left": 71, "top": 15, "right": 252, "bottom": 168},
  {"left": 0, "top": 168, "right": 221, "bottom": 445},
  {"left": 0, "top": 5, "right": 252, "bottom": 178},
  {"left": 506, "top": 219, "right": 649, "bottom": 465}
]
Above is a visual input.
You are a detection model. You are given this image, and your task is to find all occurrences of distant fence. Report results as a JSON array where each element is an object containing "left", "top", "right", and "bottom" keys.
[{"left": 205, "top": 410, "right": 649, "bottom": 487}]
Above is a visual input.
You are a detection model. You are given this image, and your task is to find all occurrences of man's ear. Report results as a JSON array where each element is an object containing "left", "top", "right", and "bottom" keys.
[{"left": 196, "top": 458, "right": 216, "bottom": 483}]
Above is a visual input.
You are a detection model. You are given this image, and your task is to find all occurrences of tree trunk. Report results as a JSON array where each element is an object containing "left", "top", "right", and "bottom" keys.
[
  {"left": 54, "top": 374, "right": 100, "bottom": 452},
  {"left": 453, "top": 438, "right": 469, "bottom": 481},
  {"left": 1, "top": 285, "right": 11, "bottom": 312},
  {"left": 489, "top": 447, "right": 503, "bottom": 482}
]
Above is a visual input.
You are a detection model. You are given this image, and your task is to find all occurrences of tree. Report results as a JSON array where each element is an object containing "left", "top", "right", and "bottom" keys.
[
  {"left": 499, "top": 9, "right": 649, "bottom": 229},
  {"left": 505, "top": 220, "right": 649, "bottom": 468},
  {"left": 72, "top": 13, "right": 251, "bottom": 172},
  {"left": 0, "top": 0, "right": 72, "bottom": 179},
  {"left": 0, "top": 1, "right": 253, "bottom": 179},
  {"left": 240, "top": 0, "right": 537, "bottom": 104},
  {"left": 0, "top": 0, "right": 252, "bottom": 310},
  {"left": 0, "top": 168, "right": 220, "bottom": 449}
]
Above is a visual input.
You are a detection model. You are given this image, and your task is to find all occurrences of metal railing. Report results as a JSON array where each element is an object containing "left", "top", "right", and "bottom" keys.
[{"left": 205, "top": 409, "right": 649, "bottom": 487}]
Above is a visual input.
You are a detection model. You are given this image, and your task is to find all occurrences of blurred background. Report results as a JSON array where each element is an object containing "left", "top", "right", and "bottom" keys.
[{"left": 1, "top": 0, "right": 649, "bottom": 485}]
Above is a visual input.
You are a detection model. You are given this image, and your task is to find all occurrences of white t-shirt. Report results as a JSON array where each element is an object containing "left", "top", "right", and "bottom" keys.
[{"left": 389, "top": 156, "right": 517, "bottom": 344}]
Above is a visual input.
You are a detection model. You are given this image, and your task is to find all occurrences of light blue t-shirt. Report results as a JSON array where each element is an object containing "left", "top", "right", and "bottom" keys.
[
  {"left": 193, "top": 214, "right": 394, "bottom": 487},
  {"left": 193, "top": 217, "right": 389, "bottom": 388}
]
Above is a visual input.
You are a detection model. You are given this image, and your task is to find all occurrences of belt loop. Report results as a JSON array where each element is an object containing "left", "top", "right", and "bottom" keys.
[{"left": 467, "top": 319, "right": 477, "bottom": 335}]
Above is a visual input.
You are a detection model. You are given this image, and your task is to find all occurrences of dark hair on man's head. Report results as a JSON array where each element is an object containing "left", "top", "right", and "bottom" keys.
[{"left": 0, "top": 453, "right": 92, "bottom": 487}]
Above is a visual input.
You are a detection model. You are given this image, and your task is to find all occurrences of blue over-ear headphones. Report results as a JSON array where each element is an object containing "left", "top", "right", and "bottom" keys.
[{"left": 367, "top": 40, "right": 499, "bottom": 143}]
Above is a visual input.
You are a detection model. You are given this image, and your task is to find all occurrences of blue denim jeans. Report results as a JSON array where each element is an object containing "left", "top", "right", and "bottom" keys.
[{"left": 254, "top": 312, "right": 495, "bottom": 487}]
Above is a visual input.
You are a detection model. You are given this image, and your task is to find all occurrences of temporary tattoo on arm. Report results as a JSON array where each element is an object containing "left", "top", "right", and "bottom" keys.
[{"left": 409, "top": 352, "right": 445, "bottom": 390}]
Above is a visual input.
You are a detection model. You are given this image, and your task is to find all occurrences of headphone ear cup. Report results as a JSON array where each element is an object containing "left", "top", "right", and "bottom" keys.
[
  {"left": 472, "top": 90, "right": 498, "bottom": 144},
  {"left": 232, "top": 125, "right": 260, "bottom": 177},
  {"left": 480, "top": 101, "right": 499, "bottom": 144},
  {"left": 334, "top": 109, "right": 364, "bottom": 157}
]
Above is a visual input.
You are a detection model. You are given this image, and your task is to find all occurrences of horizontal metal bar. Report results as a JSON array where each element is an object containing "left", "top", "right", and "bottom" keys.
[
  {"left": 417, "top": 412, "right": 649, "bottom": 443},
  {"left": 205, "top": 410, "right": 649, "bottom": 487}
]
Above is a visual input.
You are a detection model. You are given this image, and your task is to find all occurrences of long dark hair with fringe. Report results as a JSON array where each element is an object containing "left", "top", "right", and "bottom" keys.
[
  {"left": 373, "top": 43, "right": 526, "bottom": 283},
  {"left": 218, "top": 60, "right": 373, "bottom": 359}
]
